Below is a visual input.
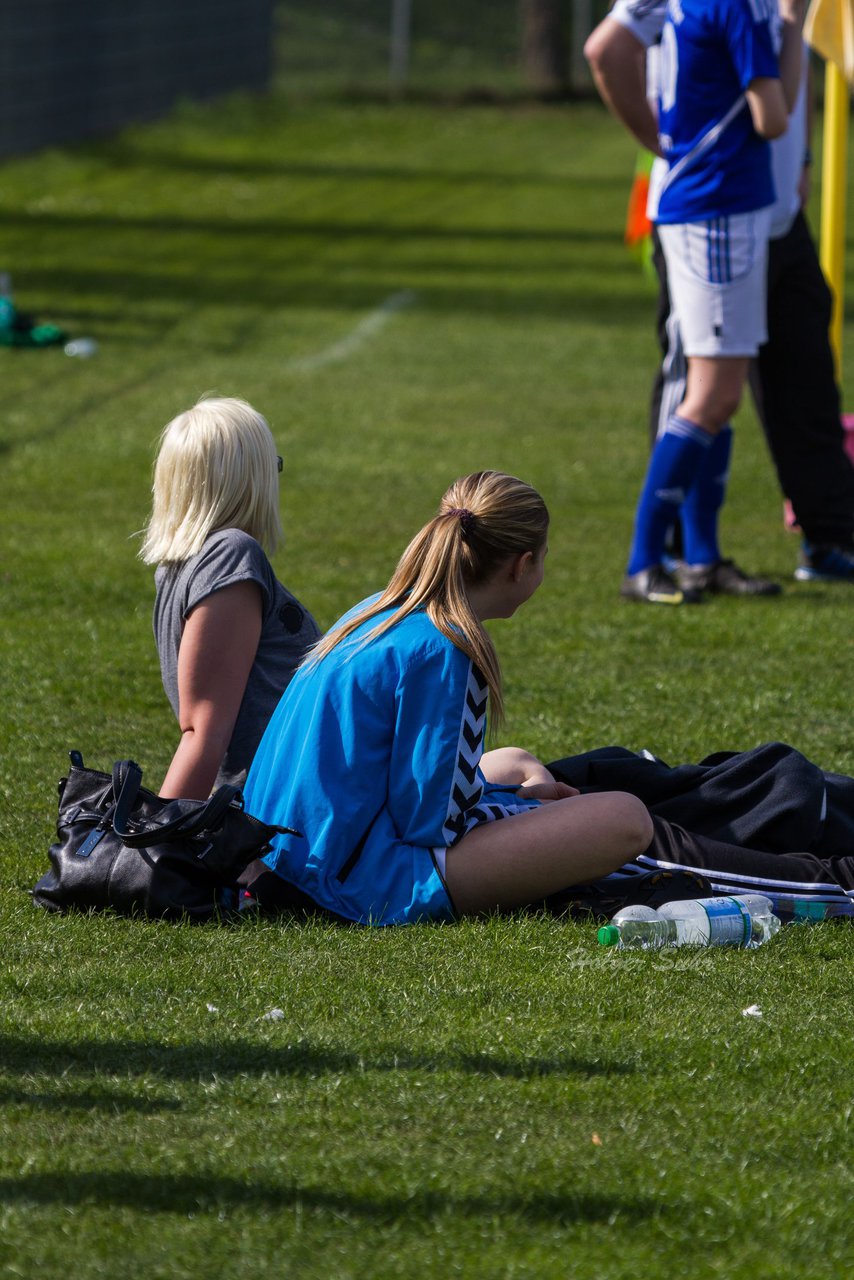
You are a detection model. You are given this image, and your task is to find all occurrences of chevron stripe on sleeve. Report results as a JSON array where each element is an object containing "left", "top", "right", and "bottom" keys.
[{"left": 441, "top": 665, "right": 488, "bottom": 845}]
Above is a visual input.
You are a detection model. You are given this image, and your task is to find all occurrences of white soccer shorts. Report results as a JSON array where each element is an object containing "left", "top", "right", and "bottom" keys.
[{"left": 658, "top": 208, "right": 772, "bottom": 358}]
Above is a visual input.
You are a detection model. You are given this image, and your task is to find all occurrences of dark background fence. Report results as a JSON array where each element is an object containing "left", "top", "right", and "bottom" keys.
[
  {"left": 0, "top": 1, "right": 612, "bottom": 160},
  {"left": 0, "top": 0, "right": 275, "bottom": 159},
  {"left": 274, "top": 1, "right": 612, "bottom": 99}
]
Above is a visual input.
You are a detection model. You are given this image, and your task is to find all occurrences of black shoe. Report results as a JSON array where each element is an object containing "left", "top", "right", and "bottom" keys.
[
  {"left": 794, "top": 544, "right": 854, "bottom": 582},
  {"left": 620, "top": 565, "right": 702, "bottom": 605},
  {"left": 676, "top": 558, "right": 781, "bottom": 597}
]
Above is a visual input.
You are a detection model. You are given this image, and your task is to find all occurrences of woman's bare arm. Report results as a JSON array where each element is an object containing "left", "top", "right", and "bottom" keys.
[{"left": 159, "top": 580, "right": 263, "bottom": 799}]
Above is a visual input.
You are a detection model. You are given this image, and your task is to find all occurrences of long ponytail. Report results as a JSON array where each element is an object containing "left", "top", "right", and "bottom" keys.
[{"left": 307, "top": 471, "right": 549, "bottom": 725}]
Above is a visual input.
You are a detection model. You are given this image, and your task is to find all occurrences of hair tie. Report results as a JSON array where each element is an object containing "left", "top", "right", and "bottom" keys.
[{"left": 447, "top": 507, "right": 475, "bottom": 539}]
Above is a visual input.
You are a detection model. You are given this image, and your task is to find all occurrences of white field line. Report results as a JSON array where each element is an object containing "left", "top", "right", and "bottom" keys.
[{"left": 283, "top": 290, "right": 418, "bottom": 373}]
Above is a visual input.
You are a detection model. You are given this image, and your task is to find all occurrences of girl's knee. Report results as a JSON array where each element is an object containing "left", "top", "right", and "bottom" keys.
[{"left": 614, "top": 792, "right": 654, "bottom": 855}]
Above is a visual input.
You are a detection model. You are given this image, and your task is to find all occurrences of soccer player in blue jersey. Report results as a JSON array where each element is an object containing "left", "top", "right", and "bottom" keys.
[
  {"left": 588, "top": 0, "right": 854, "bottom": 591},
  {"left": 590, "top": 0, "right": 807, "bottom": 604}
]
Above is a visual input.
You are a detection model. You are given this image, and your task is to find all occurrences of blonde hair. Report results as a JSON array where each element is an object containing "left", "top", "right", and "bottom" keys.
[
  {"left": 309, "top": 471, "right": 549, "bottom": 726},
  {"left": 140, "top": 396, "right": 283, "bottom": 564}
]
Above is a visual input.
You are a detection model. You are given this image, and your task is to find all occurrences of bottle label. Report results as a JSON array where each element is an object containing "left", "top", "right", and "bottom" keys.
[{"left": 703, "top": 898, "right": 750, "bottom": 945}]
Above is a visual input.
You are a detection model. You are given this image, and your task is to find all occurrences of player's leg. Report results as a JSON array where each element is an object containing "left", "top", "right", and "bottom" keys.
[
  {"left": 649, "top": 227, "right": 688, "bottom": 564},
  {"left": 669, "top": 355, "right": 785, "bottom": 597},
  {"left": 624, "top": 220, "right": 749, "bottom": 603},
  {"left": 678, "top": 423, "right": 732, "bottom": 567},
  {"left": 651, "top": 226, "right": 773, "bottom": 594},
  {"left": 443, "top": 791, "right": 654, "bottom": 915},
  {"left": 624, "top": 403, "right": 718, "bottom": 600},
  {"left": 649, "top": 227, "right": 686, "bottom": 448},
  {"left": 629, "top": 814, "right": 854, "bottom": 917},
  {"left": 628, "top": 212, "right": 776, "bottom": 600},
  {"left": 754, "top": 213, "right": 854, "bottom": 580}
]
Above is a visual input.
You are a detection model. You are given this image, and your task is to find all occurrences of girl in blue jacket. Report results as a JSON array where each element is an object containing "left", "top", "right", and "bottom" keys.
[{"left": 242, "top": 471, "right": 653, "bottom": 924}]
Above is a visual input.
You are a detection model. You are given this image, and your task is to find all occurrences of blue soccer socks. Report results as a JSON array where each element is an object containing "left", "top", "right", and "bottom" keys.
[
  {"left": 627, "top": 415, "right": 716, "bottom": 577},
  {"left": 680, "top": 424, "right": 732, "bottom": 567}
]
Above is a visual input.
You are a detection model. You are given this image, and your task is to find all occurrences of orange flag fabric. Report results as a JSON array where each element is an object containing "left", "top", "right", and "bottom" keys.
[
  {"left": 625, "top": 150, "right": 655, "bottom": 276},
  {"left": 625, "top": 149, "right": 653, "bottom": 250}
]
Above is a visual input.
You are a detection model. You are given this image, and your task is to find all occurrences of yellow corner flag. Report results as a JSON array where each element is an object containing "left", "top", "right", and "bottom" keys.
[
  {"left": 804, "top": 0, "right": 854, "bottom": 82},
  {"left": 804, "top": 0, "right": 853, "bottom": 376}
]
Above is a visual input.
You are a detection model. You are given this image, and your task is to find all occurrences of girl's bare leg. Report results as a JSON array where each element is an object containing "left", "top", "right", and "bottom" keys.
[{"left": 444, "top": 791, "right": 653, "bottom": 915}]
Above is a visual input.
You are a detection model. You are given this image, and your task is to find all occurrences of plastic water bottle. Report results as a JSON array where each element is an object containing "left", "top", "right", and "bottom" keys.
[
  {"left": 64, "top": 337, "right": 98, "bottom": 358},
  {"left": 598, "top": 894, "right": 781, "bottom": 950}
]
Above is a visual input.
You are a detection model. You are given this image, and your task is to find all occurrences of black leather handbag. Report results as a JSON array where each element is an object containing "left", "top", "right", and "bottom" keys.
[{"left": 32, "top": 752, "right": 296, "bottom": 921}]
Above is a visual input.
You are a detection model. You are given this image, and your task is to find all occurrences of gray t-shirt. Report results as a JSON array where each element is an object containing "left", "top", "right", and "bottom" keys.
[{"left": 153, "top": 527, "right": 320, "bottom": 789}]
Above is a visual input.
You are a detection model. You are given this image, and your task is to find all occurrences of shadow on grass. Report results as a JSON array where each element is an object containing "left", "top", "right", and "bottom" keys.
[
  {"left": 0, "top": 206, "right": 622, "bottom": 248},
  {"left": 0, "top": 205, "right": 643, "bottom": 313},
  {"left": 14, "top": 266, "right": 650, "bottom": 319},
  {"left": 0, "top": 1170, "right": 661, "bottom": 1225},
  {"left": 0, "top": 1033, "right": 636, "bottom": 1082},
  {"left": 0, "top": 1087, "right": 182, "bottom": 1113},
  {"left": 83, "top": 138, "right": 637, "bottom": 192}
]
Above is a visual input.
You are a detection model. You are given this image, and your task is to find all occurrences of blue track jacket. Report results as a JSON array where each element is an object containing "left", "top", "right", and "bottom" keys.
[{"left": 243, "top": 602, "right": 539, "bottom": 924}]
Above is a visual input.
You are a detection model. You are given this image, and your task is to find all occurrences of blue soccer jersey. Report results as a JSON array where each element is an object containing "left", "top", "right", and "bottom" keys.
[
  {"left": 243, "top": 601, "right": 540, "bottom": 925},
  {"left": 653, "top": 0, "right": 780, "bottom": 224}
]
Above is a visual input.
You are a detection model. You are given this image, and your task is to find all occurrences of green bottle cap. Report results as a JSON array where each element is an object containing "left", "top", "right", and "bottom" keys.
[{"left": 597, "top": 924, "right": 620, "bottom": 947}]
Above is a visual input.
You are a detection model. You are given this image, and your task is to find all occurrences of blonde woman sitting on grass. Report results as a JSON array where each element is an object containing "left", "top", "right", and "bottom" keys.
[{"left": 141, "top": 396, "right": 319, "bottom": 800}]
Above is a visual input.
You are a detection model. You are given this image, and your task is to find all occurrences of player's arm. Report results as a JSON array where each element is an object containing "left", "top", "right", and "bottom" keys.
[
  {"left": 746, "top": 0, "right": 807, "bottom": 138},
  {"left": 745, "top": 77, "right": 788, "bottom": 139},
  {"left": 160, "top": 580, "right": 263, "bottom": 799},
  {"left": 777, "top": 0, "right": 809, "bottom": 110},
  {"left": 584, "top": 17, "right": 663, "bottom": 156}
]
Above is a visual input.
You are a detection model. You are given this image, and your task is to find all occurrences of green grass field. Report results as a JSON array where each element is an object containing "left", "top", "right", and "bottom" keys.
[{"left": 2, "top": 88, "right": 853, "bottom": 1279}]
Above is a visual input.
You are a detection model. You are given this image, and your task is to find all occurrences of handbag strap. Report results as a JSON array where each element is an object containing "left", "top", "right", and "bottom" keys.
[
  {"left": 110, "top": 760, "right": 144, "bottom": 831},
  {"left": 104, "top": 759, "right": 298, "bottom": 848},
  {"left": 112, "top": 781, "right": 244, "bottom": 848}
]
